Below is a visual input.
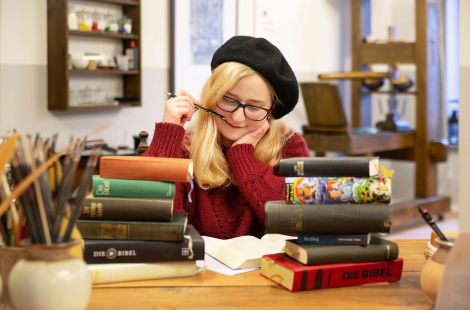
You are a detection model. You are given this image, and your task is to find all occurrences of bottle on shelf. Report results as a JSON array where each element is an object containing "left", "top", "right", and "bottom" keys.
[
  {"left": 125, "top": 40, "right": 138, "bottom": 71},
  {"left": 448, "top": 110, "right": 459, "bottom": 145}
]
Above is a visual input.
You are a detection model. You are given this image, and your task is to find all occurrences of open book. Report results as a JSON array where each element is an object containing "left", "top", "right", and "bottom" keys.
[{"left": 203, "top": 234, "right": 296, "bottom": 270}]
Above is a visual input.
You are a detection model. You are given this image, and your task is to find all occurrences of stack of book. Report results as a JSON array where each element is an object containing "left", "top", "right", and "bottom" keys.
[
  {"left": 76, "top": 156, "right": 204, "bottom": 284},
  {"left": 260, "top": 156, "right": 403, "bottom": 292}
]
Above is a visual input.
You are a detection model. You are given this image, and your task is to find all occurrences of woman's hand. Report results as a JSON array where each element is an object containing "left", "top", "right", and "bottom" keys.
[
  {"left": 232, "top": 120, "right": 270, "bottom": 148},
  {"left": 163, "top": 91, "right": 199, "bottom": 126}
]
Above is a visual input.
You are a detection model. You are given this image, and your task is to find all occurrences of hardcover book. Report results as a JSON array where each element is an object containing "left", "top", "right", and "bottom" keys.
[
  {"left": 92, "top": 175, "right": 175, "bottom": 199},
  {"left": 77, "top": 212, "right": 188, "bottom": 242},
  {"left": 99, "top": 156, "right": 193, "bottom": 183},
  {"left": 260, "top": 253, "right": 403, "bottom": 292},
  {"left": 297, "top": 233, "right": 371, "bottom": 246},
  {"left": 274, "top": 156, "right": 379, "bottom": 177},
  {"left": 80, "top": 195, "right": 173, "bottom": 222},
  {"left": 264, "top": 201, "right": 391, "bottom": 234},
  {"left": 285, "top": 176, "right": 391, "bottom": 204},
  {"left": 83, "top": 225, "right": 204, "bottom": 263},
  {"left": 204, "top": 234, "right": 296, "bottom": 270},
  {"left": 284, "top": 236, "right": 398, "bottom": 265},
  {"left": 88, "top": 261, "right": 200, "bottom": 284}
]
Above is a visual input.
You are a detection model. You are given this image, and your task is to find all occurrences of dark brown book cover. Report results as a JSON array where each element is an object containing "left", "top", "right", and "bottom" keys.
[
  {"left": 274, "top": 157, "right": 379, "bottom": 177},
  {"left": 80, "top": 195, "right": 173, "bottom": 222},
  {"left": 284, "top": 236, "right": 398, "bottom": 265},
  {"left": 99, "top": 156, "right": 193, "bottom": 183},
  {"left": 77, "top": 212, "right": 187, "bottom": 241},
  {"left": 264, "top": 201, "right": 391, "bottom": 234},
  {"left": 83, "top": 225, "right": 204, "bottom": 263}
]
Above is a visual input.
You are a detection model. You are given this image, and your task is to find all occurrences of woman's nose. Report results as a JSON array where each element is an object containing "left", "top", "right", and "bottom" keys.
[{"left": 231, "top": 106, "right": 246, "bottom": 122}]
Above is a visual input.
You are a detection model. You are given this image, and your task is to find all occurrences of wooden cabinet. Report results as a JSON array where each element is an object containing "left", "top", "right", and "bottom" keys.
[{"left": 47, "top": 0, "right": 141, "bottom": 111}]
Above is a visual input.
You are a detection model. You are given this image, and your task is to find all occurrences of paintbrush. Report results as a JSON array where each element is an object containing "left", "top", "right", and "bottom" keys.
[
  {"left": 62, "top": 146, "right": 101, "bottom": 241},
  {"left": 163, "top": 91, "right": 226, "bottom": 120}
]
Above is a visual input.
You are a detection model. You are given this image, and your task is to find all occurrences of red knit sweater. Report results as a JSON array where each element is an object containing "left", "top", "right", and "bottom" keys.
[{"left": 144, "top": 122, "right": 310, "bottom": 239}]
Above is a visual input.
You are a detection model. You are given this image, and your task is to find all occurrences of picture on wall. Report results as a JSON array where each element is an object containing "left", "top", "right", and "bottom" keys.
[{"left": 171, "top": 0, "right": 237, "bottom": 97}]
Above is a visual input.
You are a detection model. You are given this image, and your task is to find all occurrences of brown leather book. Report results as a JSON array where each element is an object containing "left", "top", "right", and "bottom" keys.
[{"left": 99, "top": 156, "right": 193, "bottom": 183}]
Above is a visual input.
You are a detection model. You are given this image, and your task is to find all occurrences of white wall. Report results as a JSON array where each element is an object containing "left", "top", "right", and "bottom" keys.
[{"left": 459, "top": 1, "right": 470, "bottom": 231}]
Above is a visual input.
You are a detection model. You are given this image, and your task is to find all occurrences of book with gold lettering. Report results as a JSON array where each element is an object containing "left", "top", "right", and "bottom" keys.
[
  {"left": 80, "top": 194, "right": 174, "bottom": 222},
  {"left": 99, "top": 156, "right": 193, "bottom": 183},
  {"left": 260, "top": 253, "right": 403, "bottom": 292},
  {"left": 274, "top": 157, "right": 379, "bottom": 178},
  {"left": 91, "top": 175, "right": 175, "bottom": 199},
  {"left": 83, "top": 225, "right": 204, "bottom": 263},
  {"left": 284, "top": 236, "right": 398, "bottom": 265},
  {"left": 76, "top": 212, "right": 188, "bottom": 241}
]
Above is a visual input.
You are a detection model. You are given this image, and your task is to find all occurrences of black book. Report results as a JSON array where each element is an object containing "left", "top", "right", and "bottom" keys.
[
  {"left": 77, "top": 212, "right": 187, "bottom": 241},
  {"left": 284, "top": 236, "right": 399, "bottom": 265},
  {"left": 264, "top": 201, "right": 391, "bottom": 234},
  {"left": 83, "top": 225, "right": 204, "bottom": 264},
  {"left": 80, "top": 195, "right": 173, "bottom": 222},
  {"left": 274, "top": 157, "right": 379, "bottom": 177}
]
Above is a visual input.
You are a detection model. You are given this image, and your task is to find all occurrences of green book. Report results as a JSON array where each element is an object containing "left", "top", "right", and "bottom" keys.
[{"left": 92, "top": 175, "right": 175, "bottom": 198}]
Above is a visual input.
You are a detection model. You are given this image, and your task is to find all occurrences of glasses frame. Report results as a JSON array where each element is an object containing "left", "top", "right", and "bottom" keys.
[{"left": 217, "top": 96, "right": 272, "bottom": 121}]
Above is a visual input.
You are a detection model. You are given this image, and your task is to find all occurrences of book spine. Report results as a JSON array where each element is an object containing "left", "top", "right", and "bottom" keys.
[
  {"left": 285, "top": 177, "right": 391, "bottom": 204},
  {"left": 99, "top": 156, "right": 192, "bottom": 183},
  {"left": 264, "top": 201, "right": 391, "bottom": 234},
  {"left": 77, "top": 217, "right": 186, "bottom": 241},
  {"left": 275, "top": 157, "right": 378, "bottom": 177},
  {"left": 92, "top": 175, "right": 175, "bottom": 198},
  {"left": 83, "top": 237, "right": 204, "bottom": 263},
  {"left": 296, "top": 234, "right": 370, "bottom": 245},
  {"left": 292, "top": 259, "right": 403, "bottom": 292},
  {"left": 80, "top": 196, "right": 173, "bottom": 222},
  {"left": 260, "top": 254, "right": 403, "bottom": 292},
  {"left": 88, "top": 261, "right": 199, "bottom": 284},
  {"left": 286, "top": 237, "right": 399, "bottom": 265}
]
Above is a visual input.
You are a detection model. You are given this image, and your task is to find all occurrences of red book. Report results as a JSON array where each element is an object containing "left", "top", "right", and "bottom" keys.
[{"left": 260, "top": 253, "right": 403, "bottom": 292}]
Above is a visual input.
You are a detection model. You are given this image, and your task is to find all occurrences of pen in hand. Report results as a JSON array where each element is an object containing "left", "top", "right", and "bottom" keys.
[
  {"left": 163, "top": 91, "right": 226, "bottom": 121},
  {"left": 417, "top": 207, "right": 448, "bottom": 241}
]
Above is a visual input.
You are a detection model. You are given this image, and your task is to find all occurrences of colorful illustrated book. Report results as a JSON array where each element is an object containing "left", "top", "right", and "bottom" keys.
[{"left": 285, "top": 176, "right": 391, "bottom": 204}]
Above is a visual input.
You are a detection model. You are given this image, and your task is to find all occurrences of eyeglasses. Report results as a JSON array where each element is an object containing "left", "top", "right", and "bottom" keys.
[{"left": 216, "top": 96, "right": 272, "bottom": 121}]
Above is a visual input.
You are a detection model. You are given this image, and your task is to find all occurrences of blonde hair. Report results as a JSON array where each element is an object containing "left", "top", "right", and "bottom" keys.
[{"left": 188, "top": 62, "right": 293, "bottom": 189}]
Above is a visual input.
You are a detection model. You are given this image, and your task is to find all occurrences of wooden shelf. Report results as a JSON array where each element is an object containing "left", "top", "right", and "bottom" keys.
[
  {"left": 62, "top": 103, "right": 140, "bottom": 112},
  {"left": 359, "top": 42, "right": 416, "bottom": 64},
  {"left": 69, "top": 30, "right": 139, "bottom": 40},
  {"left": 70, "top": 0, "right": 139, "bottom": 6},
  {"left": 302, "top": 131, "right": 416, "bottom": 155},
  {"left": 70, "top": 69, "right": 139, "bottom": 75},
  {"left": 48, "top": 0, "right": 141, "bottom": 111}
]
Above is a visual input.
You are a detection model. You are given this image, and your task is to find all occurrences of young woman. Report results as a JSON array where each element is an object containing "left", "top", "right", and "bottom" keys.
[{"left": 144, "top": 36, "right": 310, "bottom": 239}]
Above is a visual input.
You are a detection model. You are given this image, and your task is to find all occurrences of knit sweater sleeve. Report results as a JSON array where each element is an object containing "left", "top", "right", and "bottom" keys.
[
  {"left": 226, "top": 132, "right": 310, "bottom": 223},
  {"left": 143, "top": 122, "right": 186, "bottom": 158}
]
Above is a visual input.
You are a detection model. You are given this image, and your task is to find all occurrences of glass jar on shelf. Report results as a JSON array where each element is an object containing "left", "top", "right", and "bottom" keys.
[
  {"left": 105, "top": 14, "right": 119, "bottom": 33},
  {"left": 119, "top": 16, "right": 132, "bottom": 34},
  {"left": 95, "top": 87, "right": 109, "bottom": 105},
  {"left": 77, "top": 10, "right": 92, "bottom": 31},
  {"left": 67, "top": 6, "right": 78, "bottom": 30}
]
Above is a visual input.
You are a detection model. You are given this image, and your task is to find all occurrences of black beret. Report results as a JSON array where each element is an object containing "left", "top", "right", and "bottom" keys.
[{"left": 211, "top": 36, "right": 298, "bottom": 119}]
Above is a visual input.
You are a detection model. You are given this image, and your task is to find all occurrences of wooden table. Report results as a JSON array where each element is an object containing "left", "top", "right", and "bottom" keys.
[{"left": 89, "top": 240, "right": 432, "bottom": 309}]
